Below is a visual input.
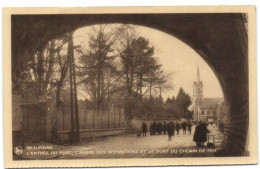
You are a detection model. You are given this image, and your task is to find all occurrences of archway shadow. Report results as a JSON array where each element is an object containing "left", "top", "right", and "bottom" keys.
[{"left": 11, "top": 13, "right": 249, "bottom": 156}]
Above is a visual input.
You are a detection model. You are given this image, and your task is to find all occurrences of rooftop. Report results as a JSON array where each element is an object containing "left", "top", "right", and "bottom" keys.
[{"left": 200, "top": 98, "right": 221, "bottom": 109}]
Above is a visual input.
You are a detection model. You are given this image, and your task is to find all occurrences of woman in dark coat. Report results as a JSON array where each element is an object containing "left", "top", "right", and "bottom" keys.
[
  {"left": 193, "top": 122, "right": 202, "bottom": 146},
  {"left": 193, "top": 122, "right": 209, "bottom": 146},
  {"left": 200, "top": 123, "right": 209, "bottom": 146}
]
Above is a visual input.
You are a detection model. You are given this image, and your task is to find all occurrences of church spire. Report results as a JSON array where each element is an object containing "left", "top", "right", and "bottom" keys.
[{"left": 197, "top": 66, "right": 200, "bottom": 82}]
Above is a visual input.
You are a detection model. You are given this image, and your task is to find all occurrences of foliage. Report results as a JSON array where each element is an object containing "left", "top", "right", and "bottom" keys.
[
  {"left": 176, "top": 88, "right": 192, "bottom": 119},
  {"left": 14, "top": 24, "right": 179, "bottom": 131}
]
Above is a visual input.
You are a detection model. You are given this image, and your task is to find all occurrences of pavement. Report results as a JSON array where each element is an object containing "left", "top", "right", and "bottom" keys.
[{"left": 16, "top": 124, "right": 224, "bottom": 160}]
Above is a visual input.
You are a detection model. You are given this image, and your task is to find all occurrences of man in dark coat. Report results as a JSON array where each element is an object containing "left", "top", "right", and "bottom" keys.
[
  {"left": 142, "top": 122, "right": 147, "bottom": 136},
  {"left": 172, "top": 121, "right": 175, "bottom": 136},
  {"left": 167, "top": 121, "right": 174, "bottom": 140},
  {"left": 182, "top": 121, "right": 187, "bottom": 134},
  {"left": 150, "top": 122, "right": 154, "bottom": 136},
  {"left": 162, "top": 121, "right": 167, "bottom": 134},
  {"left": 176, "top": 123, "right": 180, "bottom": 135},
  {"left": 153, "top": 122, "right": 157, "bottom": 135},
  {"left": 187, "top": 122, "right": 192, "bottom": 134},
  {"left": 158, "top": 122, "right": 162, "bottom": 135}
]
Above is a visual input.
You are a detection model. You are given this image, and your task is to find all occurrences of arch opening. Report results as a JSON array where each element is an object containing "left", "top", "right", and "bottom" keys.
[{"left": 11, "top": 14, "right": 249, "bottom": 157}]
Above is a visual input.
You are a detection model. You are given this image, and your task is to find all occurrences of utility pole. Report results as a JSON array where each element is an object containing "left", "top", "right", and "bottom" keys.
[
  {"left": 71, "top": 35, "right": 80, "bottom": 142},
  {"left": 68, "top": 30, "right": 75, "bottom": 143}
]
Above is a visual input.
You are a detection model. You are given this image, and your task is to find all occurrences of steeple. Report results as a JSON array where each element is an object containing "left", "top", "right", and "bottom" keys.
[
  {"left": 193, "top": 65, "right": 203, "bottom": 122},
  {"left": 197, "top": 66, "right": 200, "bottom": 82}
]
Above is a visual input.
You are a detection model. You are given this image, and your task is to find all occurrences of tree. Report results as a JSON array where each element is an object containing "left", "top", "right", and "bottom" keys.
[
  {"left": 76, "top": 24, "right": 173, "bottom": 132},
  {"left": 176, "top": 88, "right": 192, "bottom": 119},
  {"left": 164, "top": 96, "right": 178, "bottom": 119},
  {"left": 19, "top": 32, "right": 79, "bottom": 142},
  {"left": 187, "top": 110, "right": 194, "bottom": 120},
  {"left": 50, "top": 33, "right": 70, "bottom": 142},
  {"left": 19, "top": 39, "right": 56, "bottom": 101},
  {"left": 132, "top": 37, "right": 155, "bottom": 97},
  {"left": 119, "top": 35, "right": 170, "bottom": 131},
  {"left": 19, "top": 34, "right": 69, "bottom": 101},
  {"left": 77, "top": 24, "right": 123, "bottom": 129}
]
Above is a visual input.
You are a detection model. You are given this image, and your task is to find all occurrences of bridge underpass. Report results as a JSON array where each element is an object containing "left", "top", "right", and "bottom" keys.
[{"left": 11, "top": 13, "right": 249, "bottom": 156}]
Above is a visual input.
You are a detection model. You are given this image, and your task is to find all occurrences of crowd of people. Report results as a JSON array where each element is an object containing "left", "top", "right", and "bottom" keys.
[
  {"left": 140, "top": 121, "right": 192, "bottom": 140},
  {"left": 140, "top": 120, "right": 210, "bottom": 147}
]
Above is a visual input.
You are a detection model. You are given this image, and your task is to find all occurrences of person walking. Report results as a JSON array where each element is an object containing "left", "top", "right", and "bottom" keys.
[
  {"left": 193, "top": 122, "right": 202, "bottom": 146},
  {"left": 150, "top": 122, "right": 153, "bottom": 135},
  {"left": 163, "top": 121, "right": 167, "bottom": 135},
  {"left": 154, "top": 122, "right": 158, "bottom": 135},
  {"left": 150, "top": 122, "right": 154, "bottom": 135},
  {"left": 172, "top": 121, "right": 175, "bottom": 136},
  {"left": 158, "top": 121, "right": 162, "bottom": 135},
  {"left": 187, "top": 122, "right": 192, "bottom": 134},
  {"left": 167, "top": 121, "right": 174, "bottom": 140},
  {"left": 142, "top": 122, "right": 147, "bottom": 136},
  {"left": 182, "top": 121, "right": 187, "bottom": 135},
  {"left": 176, "top": 123, "right": 180, "bottom": 135}
]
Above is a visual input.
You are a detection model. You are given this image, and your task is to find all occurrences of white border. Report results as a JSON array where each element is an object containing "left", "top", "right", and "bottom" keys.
[{"left": 1, "top": 1, "right": 260, "bottom": 169}]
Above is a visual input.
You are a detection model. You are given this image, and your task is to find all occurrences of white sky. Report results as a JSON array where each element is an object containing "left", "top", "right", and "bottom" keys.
[
  {"left": 74, "top": 24, "right": 223, "bottom": 100},
  {"left": 135, "top": 26, "right": 223, "bottom": 99}
]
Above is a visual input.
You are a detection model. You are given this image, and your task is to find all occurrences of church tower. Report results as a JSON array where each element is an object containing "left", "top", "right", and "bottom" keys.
[{"left": 193, "top": 66, "right": 203, "bottom": 122}]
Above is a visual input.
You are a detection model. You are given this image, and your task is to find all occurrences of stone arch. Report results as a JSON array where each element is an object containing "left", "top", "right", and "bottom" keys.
[{"left": 11, "top": 13, "right": 248, "bottom": 156}]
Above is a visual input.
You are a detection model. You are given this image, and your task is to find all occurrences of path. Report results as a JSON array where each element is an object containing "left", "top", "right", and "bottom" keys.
[{"left": 18, "top": 124, "right": 223, "bottom": 159}]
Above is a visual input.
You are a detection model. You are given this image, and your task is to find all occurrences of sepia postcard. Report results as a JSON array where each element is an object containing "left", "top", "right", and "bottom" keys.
[{"left": 3, "top": 6, "right": 257, "bottom": 168}]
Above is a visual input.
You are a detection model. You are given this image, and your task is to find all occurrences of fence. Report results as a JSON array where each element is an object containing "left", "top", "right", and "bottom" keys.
[
  {"left": 207, "top": 134, "right": 224, "bottom": 144},
  {"left": 56, "top": 107, "right": 125, "bottom": 131},
  {"left": 55, "top": 106, "right": 125, "bottom": 141},
  {"left": 13, "top": 91, "right": 126, "bottom": 144}
]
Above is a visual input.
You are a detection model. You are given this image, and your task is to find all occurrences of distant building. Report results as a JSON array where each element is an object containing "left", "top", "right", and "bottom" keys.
[{"left": 192, "top": 67, "right": 221, "bottom": 123}]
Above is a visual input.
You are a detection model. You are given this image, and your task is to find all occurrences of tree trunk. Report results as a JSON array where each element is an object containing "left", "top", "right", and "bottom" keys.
[
  {"left": 136, "top": 72, "right": 139, "bottom": 94},
  {"left": 149, "top": 79, "right": 152, "bottom": 100},
  {"left": 119, "top": 106, "right": 121, "bottom": 128},
  {"left": 51, "top": 36, "right": 69, "bottom": 143},
  {"left": 107, "top": 104, "right": 110, "bottom": 128},
  {"left": 93, "top": 109, "right": 96, "bottom": 129},
  {"left": 124, "top": 92, "right": 133, "bottom": 133},
  {"left": 37, "top": 48, "right": 44, "bottom": 96},
  {"left": 42, "top": 40, "right": 55, "bottom": 96},
  {"left": 97, "top": 65, "right": 102, "bottom": 129},
  {"left": 114, "top": 104, "right": 116, "bottom": 128},
  {"left": 100, "top": 73, "right": 105, "bottom": 129},
  {"left": 140, "top": 72, "right": 143, "bottom": 97},
  {"left": 51, "top": 82, "right": 62, "bottom": 143},
  {"left": 83, "top": 104, "right": 87, "bottom": 129}
]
